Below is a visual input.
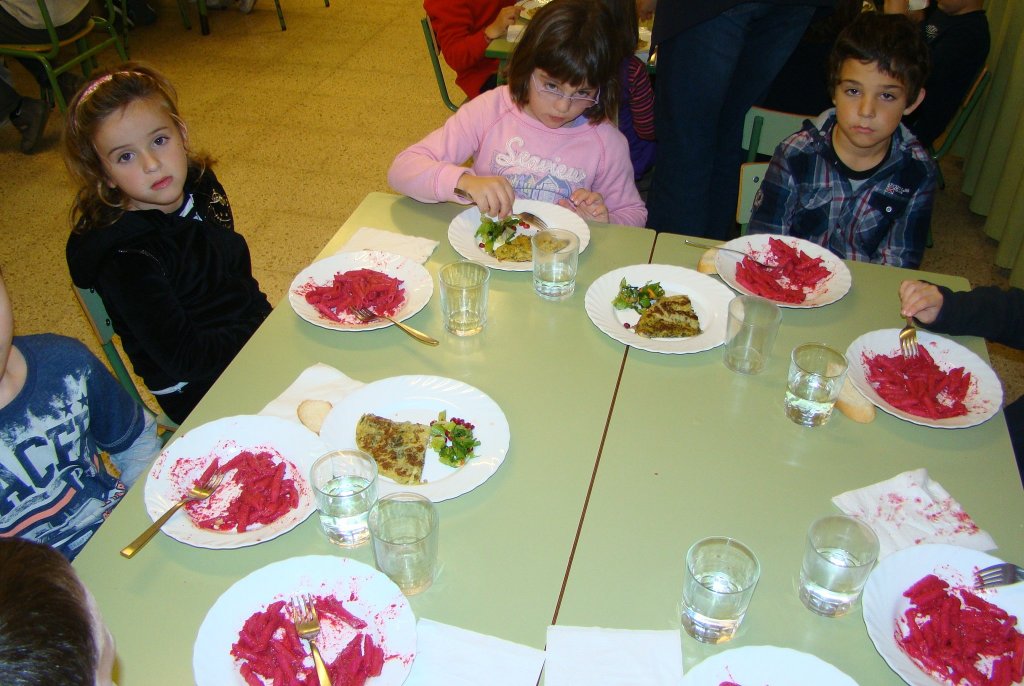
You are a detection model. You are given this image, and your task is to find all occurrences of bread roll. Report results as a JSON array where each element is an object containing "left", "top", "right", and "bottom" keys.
[
  {"left": 836, "top": 376, "right": 875, "bottom": 423},
  {"left": 697, "top": 248, "right": 718, "bottom": 275},
  {"left": 297, "top": 399, "right": 332, "bottom": 434}
]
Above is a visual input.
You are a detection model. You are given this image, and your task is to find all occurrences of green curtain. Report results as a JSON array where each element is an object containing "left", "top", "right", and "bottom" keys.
[{"left": 959, "top": 1, "right": 1024, "bottom": 284}]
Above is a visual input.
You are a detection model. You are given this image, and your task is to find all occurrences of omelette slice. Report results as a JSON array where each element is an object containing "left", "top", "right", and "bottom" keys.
[
  {"left": 355, "top": 414, "right": 430, "bottom": 485},
  {"left": 634, "top": 294, "right": 702, "bottom": 338}
]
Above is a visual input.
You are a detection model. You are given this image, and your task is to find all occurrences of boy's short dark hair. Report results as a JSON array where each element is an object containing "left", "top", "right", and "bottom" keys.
[
  {"left": 828, "top": 13, "right": 930, "bottom": 104},
  {"left": 0, "top": 539, "right": 97, "bottom": 686}
]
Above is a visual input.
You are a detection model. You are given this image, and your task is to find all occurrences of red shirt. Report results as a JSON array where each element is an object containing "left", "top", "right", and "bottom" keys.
[{"left": 424, "top": 0, "right": 515, "bottom": 99}]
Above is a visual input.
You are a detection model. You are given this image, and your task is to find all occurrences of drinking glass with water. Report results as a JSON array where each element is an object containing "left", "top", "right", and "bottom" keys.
[
  {"left": 680, "top": 537, "right": 760, "bottom": 644},
  {"left": 310, "top": 450, "right": 378, "bottom": 548}
]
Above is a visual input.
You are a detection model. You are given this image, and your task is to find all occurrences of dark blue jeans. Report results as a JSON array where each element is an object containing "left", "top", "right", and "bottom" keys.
[{"left": 646, "top": 3, "right": 815, "bottom": 238}]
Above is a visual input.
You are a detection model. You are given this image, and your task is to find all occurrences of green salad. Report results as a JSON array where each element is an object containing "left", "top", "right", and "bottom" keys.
[
  {"left": 475, "top": 215, "right": 527, "bottom": 255},
  {"left": 611, "top": 278, "right": 665, "bottom": 314},
  {"left": 429, "top": 411, "right": 481, "bottom": 468}
]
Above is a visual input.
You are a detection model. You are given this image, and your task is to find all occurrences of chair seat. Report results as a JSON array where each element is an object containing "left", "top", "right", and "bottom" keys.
[{"left": 0, "top": 19, "right": 95, "bottom": 52}]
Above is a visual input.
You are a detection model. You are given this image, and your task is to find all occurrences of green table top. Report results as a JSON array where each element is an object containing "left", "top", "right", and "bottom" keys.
[
  {"left": 72, "top": 193, "right": 656, "bottom": 685},
  {"left": 553, "top": 233, "right": 1024, "bottom": 683}
]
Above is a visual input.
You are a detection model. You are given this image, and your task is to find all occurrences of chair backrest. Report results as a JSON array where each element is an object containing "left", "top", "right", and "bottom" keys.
[
  {"left": 73, "top": 287, "right": 177, "bottom": 438},
  {"left": 930, "top": 66, "right": 991, "bottom": 162},
  {"left": 421, "top": 16, "right": 460, "bottom": 113},
  {"left": 741, "top": 106, "right": 809, "bottom": 162},
  {"left": 736, "top": 162, "right": 769, "bottom": 234}
]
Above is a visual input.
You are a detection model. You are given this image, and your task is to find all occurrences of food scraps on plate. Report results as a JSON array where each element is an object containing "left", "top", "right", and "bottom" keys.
[
  {"left": 183, "top": 450, "right": 299, "bottom": 533},
  {"left": 734, "top": 237, "right": 831, "bottom": 304},
  {"left": 474, "top": 214, "right": 562, "bottom": 262},
  {"left": 231, "top": 595, "right": 384, "bottom": 686},
  {"left": 298, "top": 269, "right": 405, "bottom": 322},
  {"left": 896, "top": 574, "right": 1024, "bottom": 686}
]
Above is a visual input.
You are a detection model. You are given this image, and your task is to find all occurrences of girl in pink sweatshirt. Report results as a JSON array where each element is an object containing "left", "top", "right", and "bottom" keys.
[{"left": 388, "top": 0, "right": 647, "bottom": 227}]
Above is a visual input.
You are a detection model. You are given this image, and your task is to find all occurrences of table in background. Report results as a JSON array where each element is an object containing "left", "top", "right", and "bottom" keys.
[
  {"left": 554, "top": 233, "right": 1024, "bottom": 684},
  {"left": 72, "top": 192, "right": 656, "bottom": 685}
]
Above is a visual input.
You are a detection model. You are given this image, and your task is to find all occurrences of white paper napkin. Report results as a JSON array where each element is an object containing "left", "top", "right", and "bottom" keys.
[
  {"left": 544, "top": 626, "right": 684, "bottom": 686},
  {"left": 403, "top": 619, "right": 545, "bottom": 686},
  {"left": 258, "top": 363, "right": 364, "bottom": 424},
  {"left": 339, "top": 227, "right": 439, "bottom": 264},
  {"left": 832, "top": 468, "right": 997, "bottom": 559}
]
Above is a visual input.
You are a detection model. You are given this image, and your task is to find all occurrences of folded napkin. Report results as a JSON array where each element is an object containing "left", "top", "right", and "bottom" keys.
[
  {"left": 403, "top": 619, "right": 545, "bottom": 686},
  {"left": 339, "top": 227, "right": 438, "bottom": 264},
  {"left": 832, "top": 468, "right": 997, "bottom": 559},
  {"left": 259, "top": 363, "right": 364, "bottom": 425},
  {"left": 544, "top": 626, "right": 684, "bottom": 686}
]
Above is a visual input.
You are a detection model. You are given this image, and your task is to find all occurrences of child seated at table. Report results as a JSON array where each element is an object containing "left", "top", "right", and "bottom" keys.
[
  {"left": 389, "top": 0, "right": 647, "bottom": 227},
  {"left": 900, "top": 279, "right": 1024, "bottom": 486},
  {"left": 747, "top": 13, "right": 937, "bottom": 269},
  {"left": 0, "top": 538, "right": 116, "bottom": 685},
  {"left": 0, "top": 270, "right": 160, "bottom": 560},
  {"left": 598, "top": 0, "right": 655, "bottom": 187},
  {"left": 424, "top": 0, "right": 521, "bottom": 99},
  {"left": 63, "top": 63, "right": 272, "bottom": 424}
]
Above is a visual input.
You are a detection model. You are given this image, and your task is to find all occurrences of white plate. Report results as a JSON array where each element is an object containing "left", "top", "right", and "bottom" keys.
[
  {"left": 319, "top": 375, "right": 511, "bottom": 502},
  {"left": 144, "top": 416, "right": 328, "bottom": 549},
  {"left": 517, "top": 0, "right": 550, "bottom": 20},
  {"left": 448, "top": 199, "right": 590, "bottom": 272},
  {"left": 863, "top": 544, "right": 1024, "bottom": 686},
  {"left": 288, "top": 251, "right": 433, "bottom": 331},
  {"left": 585, "top": 264, "right": 735, "bottom": 354},
  {"left": 715, "top": 234, "right": 852, "bottom": 308},
  {"left": 193, "top": 555, "right": 416, "bottom": 686},
  {"left": 846, "top": 329, "right": 1003, "bottom": 429},
  {"left": 683, "top": 645, "right": 858, "bottom": 685}
]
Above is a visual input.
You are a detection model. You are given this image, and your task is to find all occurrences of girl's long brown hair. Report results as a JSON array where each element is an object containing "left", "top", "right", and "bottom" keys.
[
  {"left": 506, "top": 0, "right": 621, "bottom": 124},
  {"left": 62, "top": 62, "right": 212, "bottom": 233}
]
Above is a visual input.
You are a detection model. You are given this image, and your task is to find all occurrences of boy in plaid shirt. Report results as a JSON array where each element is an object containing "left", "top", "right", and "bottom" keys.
[{"left": 748, "top": 13, "right": 936, "bottom": 269}]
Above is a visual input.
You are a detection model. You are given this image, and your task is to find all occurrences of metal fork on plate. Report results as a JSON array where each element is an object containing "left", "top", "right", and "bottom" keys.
[
  {"left": 975, "top": 562, "right": 1024, "bottom": 589},
  {"left": 899, "top": 316, "right": 919, "bottom": 359},
  {"left": 290, "top": 594, "right": 331, "bottom": 686},
  {"left": 682, "top": 239, "right": 777, "bottom": 270},
  {"left": 120, "top": 472, "right": 224, "bottom": 559},
  {"left": 452, "top": 188, "right": 552, "bottom": 230},
  {"left": 352, "top": 307, "right": 439, "bottom": 346}
]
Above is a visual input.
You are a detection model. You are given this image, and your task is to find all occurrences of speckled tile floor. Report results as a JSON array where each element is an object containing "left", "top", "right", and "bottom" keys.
[{"left": 1, "top": 2, "right": 1021, "bottom": 407}]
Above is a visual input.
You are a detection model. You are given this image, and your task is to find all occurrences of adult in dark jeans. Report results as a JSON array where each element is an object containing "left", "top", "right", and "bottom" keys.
[
  {"left": 0, "top": 67, "right": 48, "bottom": 153},
  {"left": 0, "top": 0, "right": 92, "bottom": 109},
  {"left": 644, "top": 0, "right": 834, "bottom": 239}
]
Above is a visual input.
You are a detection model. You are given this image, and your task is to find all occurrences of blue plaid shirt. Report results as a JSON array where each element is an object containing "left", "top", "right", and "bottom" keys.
[{"left": 747, "top": 110, "right": 937, "bottom": 269}]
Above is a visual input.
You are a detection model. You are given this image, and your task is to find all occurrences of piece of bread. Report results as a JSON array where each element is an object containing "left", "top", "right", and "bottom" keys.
[
  {"left": 697, "top": 248, "right": 718, "bottom": 275},
  {"left": 297, "top": 399, "right": 332, "bottom": 434},
  {"left": 836, "top": 376, "right": 875, "bottom": 423}
]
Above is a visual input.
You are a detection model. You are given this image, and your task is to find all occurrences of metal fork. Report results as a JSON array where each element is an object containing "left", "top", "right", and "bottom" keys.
[
  {"left": 683, "top": 239, "right": 777, "bottom": 270},
  {"left": 352, "top": 307, "right": 439, "bottom": 346},
  {"left": 120, "top": 472, "right": 224, "bottom": 558},
  {"left": 452, "top": 188, "right": 552, "bottom": 230},
  {"left": 976, "top": 562, "right": 1024, "bottom": 589},
  {"left": 289, "top": 594, "right": 331, "bottom": 686},
  {"left": 899, "top": 316, "right": 919, "bottom": 359}
]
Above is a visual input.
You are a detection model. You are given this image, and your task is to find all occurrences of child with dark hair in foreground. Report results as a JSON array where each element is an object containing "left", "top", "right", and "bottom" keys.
[
  {"left": 748, "top": 13, "right": 937, "bottom": 269},
  {"left": 0, "top": 538, "right": 116, "bottom": 686}
]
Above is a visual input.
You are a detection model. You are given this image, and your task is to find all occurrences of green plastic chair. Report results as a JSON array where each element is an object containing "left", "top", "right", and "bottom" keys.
[
  {"left": 0, "top": 0, "right": 128, "bottom": 112},
  {"left": 73, "top": 287, "right": 177, "bottom": 444},
  {"left": 741, "top": 106, "right": 810, "bottom": 162},
  {"left": 421, "top": 17, "right": 461, "bottom": 113},
  {"left": 737, "top": 162, "right": 769, "bottom": 235}
]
